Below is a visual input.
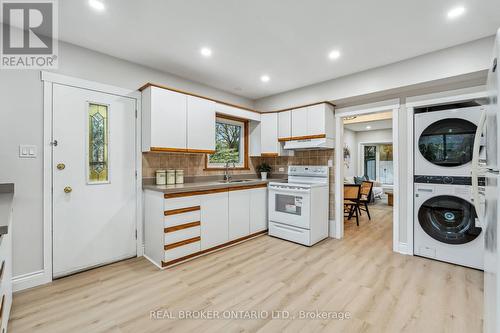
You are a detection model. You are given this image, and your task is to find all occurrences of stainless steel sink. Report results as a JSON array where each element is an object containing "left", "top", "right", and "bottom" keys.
[{"left": 218, "top": 179, "right": 253, "bottom": 183}]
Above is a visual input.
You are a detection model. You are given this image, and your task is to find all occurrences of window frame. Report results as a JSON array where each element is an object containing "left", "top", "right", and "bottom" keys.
[{"left": 204, "top": 114, "right": 249, "bottom": 170}]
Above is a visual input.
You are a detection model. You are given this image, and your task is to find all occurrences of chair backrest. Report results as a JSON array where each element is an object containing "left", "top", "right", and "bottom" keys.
[
  {"left": 360, "top": 181, "right": 373, "bottom": 200},
  {"left": 344, "top": 185, "right": 360, "bottom": 200}
]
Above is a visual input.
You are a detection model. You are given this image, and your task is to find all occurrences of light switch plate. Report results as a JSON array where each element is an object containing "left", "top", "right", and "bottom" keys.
[
  {"left": 19, "top": 145, "right": 37, "bottom": 158},
  {"left": 328, "top": 159, "right": 333, "bottom": 167}
]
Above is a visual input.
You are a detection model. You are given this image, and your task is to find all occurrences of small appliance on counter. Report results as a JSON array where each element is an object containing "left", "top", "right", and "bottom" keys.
[{"left": 268, "top": 165, "right": 329, "bottom": 246}]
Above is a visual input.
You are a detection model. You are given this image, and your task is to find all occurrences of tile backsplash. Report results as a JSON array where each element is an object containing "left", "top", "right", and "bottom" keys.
[{"left": 142, "top": 149, "right": 335, "bottom": 219}]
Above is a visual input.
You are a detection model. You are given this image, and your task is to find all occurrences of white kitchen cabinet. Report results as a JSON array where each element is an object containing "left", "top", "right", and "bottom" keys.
[
  {"left": 228, "top": 189, "right": 250, "bottom": 240},
  {"left": 144, "top": 184, "right": 268, "bottom": 269},
  {"left": 142, "top": 86, "right": 187, "bottom": 151},
  {"left": 250, "top": 187, "right": 267, "bottom": 233},
  {"left": 249, "top": 120, "right": 262, "bottom": 157},
  {"left": 278, "top": 110, "right": 291, "bottom": 140},
  {"left": 291, "top": 107, "right": 308, "bottom": 138},
  {"left": 260, "top": 113, "right": 279, "bottom": 156},
  {"left": 290, "top": 103, "right": 334, "bottom": 139},
  {"left": 187, "top": 96, "right": 216, "bottom": 152},
  {"left": 200, "top": 192, "right": 229, "bottom": 250}
]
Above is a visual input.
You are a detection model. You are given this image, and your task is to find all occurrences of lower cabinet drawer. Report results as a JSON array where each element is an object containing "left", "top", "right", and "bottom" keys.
[
  {"left": 164, "top": 210, "right": 200, "bottom": 227},
  {"left": 164, "top": 226, "right": 201, "bottom": 244},
  {"left": 269, "top": 221, "right": 310, "bottom": 245},
  {"left": 164, "top": 241, "right": 200, "bottom": 262}
]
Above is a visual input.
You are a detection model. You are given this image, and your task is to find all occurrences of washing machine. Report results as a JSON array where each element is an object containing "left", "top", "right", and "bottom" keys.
[
  {"left": 414, "top": 176, "right": 484, "bottom": 270},
  {"left": 415, "top": 106, "right": 485, "bottom": 177}
]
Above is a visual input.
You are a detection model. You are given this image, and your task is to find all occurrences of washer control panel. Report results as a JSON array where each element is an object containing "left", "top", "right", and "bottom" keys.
[{"left": 414, "top": 175, "right": 485, "bottom": 186}]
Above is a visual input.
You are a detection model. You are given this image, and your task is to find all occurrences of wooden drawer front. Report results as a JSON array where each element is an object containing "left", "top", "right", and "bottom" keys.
[
  {"left": 164, "top": 241, "right": 200, "bottom": 262},
  {"left": 164, "top": 196, "right": 200, "bottom": 211},
  {"left": 164, "top": 225, "right": 200, "bottom": 244},
  {"left": 164, "top": 210, "right": 200, "bottom": 227}
]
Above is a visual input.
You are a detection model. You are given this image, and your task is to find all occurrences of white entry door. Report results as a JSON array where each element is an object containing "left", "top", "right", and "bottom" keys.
[{"left": 53, "top": 83, "right": 137, "bottom": 278}]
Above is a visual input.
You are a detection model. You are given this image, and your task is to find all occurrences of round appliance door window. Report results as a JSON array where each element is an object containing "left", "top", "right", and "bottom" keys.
[
  {"left": 418, "top": 118, "right": 477, "bottom": 167},
  {"left": 418, "top": 195, "right": 481, "bottom": 244}
]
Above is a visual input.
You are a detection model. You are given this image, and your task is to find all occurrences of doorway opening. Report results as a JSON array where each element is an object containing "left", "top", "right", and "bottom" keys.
[{"left": 334, "top": 102, "right": 400, "bottom": 253}]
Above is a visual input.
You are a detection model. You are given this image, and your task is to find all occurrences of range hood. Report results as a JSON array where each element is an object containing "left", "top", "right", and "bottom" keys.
[{"left": 283, "top": 138, "right": 334, "bottom": 150}]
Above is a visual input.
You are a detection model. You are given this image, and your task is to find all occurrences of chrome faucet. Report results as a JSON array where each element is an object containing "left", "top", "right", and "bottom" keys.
[{"left": 224, "top": 162, "right": 236, "bottom": 182}]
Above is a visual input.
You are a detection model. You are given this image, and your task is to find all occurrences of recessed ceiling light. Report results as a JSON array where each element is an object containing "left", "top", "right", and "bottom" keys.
[
  {"left": 366, "top": 125, "right": 372, "bottom": 130},
  {"left": 447, "top": 6, "right": 465, "bottom": 19},
  {"left": 328, "top": 50, "right": 341, "bottom": 60},
  {"left": 200, "top": 47, "right": 212, "bottom": 57},
  {"left": 260, "top": 75, "right": 270, "bottom": 83},
  {"left": 88, "top": 0, "right": 105, "bottom": 12}
]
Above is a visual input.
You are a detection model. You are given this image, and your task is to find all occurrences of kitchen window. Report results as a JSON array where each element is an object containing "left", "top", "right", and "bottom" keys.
[{"left": 205, "top": 115, "right": 249, "bottom": 169}]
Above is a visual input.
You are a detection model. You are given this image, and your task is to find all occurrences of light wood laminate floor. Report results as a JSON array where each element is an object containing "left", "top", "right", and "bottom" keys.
[{"left": 9, "top": 203, "right": 483, "bottom": 332}]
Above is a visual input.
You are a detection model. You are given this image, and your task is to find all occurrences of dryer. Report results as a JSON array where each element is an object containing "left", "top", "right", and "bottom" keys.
[
  {"left": 414, "top": 176, "right": 484, "bottom": 270},
  {"left": 414, "top": 106, "right": 485, "bottom": 177}
]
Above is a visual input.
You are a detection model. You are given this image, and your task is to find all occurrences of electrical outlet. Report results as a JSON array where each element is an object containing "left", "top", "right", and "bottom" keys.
[
  {"left": 328, "top": 159, "right": 333, "bottom": 167},
  {"left": 279, "top": 167, "right": 284, "bottom": 172}
]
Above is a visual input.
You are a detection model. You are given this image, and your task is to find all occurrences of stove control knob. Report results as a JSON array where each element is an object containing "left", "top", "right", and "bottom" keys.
[{"left": 443, "top": 176, "right": 453, "bottom": 184}]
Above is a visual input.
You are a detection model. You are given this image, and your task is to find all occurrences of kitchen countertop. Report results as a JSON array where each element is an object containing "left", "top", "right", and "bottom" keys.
[
  {"left": 0, "top": 184, "right": 14, "bottom": 236},
  {"left": 143, "top": 178, "right": 286, "bottom": 194}
]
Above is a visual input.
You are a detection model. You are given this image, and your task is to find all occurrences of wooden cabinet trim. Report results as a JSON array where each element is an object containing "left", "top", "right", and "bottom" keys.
[
  {"left": 164, "top": 188, "right": 228, "bottom": 199},
  {"left": 0, "top": 261, "right": 4, "bottom": 282},
  {"left": 139, "top": 83, "right": 260, "bottom": 114},
  {"left": 260, "top": 153, "right": 279, "bottom": 157},
  {"left": 164, "top": 206, "right": 200, "bottom": 216},
  {"left": 161, "top": 230, "right": 267, "bottom": 267},
  {"left": 164, "top": 236, "right": 201, "bottom": 250},
  {"left": 164, "top": 221, "right": 201, "bottom": 233},
  {"left": 0, "top": 295, "right": 4, "bottom": 324},
  {"left": 227, "top": 183, "right": 267, "bottom": 192},
  {"left": 151, "top": 147, "right": 216, "bottom": 154},
  {"left": 277, "top": 134, "right": 326, "bottom": 142},
  {"left": 163, "top": 183, "right": 267, "bottom": 199},
  {"left": 140, "top": 83, "right": 335, "bottom": 115}
]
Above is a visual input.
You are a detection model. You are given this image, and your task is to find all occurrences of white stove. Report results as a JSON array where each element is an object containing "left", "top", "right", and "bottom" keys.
[{"left": 268, "top": 166, "right": 329, "bottom": 246}]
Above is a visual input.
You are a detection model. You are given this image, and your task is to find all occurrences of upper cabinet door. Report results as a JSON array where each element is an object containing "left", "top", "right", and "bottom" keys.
[
  {"left": 144, "top": 86, "right": 187, "bottom": 150},
  {"left": 260, "top": 113, "right": 279, "bottom": 155},
  {"left": 307, "top": 104, "right": 326, "bottom": 136},
  {"left": 278, "top": 110, "right": 291, "bottom": 140},
  {"left": 187, "top": 96, "right": 216, "bottom": 153},
  {"left": 291, "top": 107, "right": 308, "bottom": 138}
]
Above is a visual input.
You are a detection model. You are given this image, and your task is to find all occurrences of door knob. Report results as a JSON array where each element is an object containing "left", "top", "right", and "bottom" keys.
[
  {"left": 64, "top": 186, "right": 72, "bottom": 193},
  {"left": 57, "top": 163, "right": 65, "bottom": 170}
]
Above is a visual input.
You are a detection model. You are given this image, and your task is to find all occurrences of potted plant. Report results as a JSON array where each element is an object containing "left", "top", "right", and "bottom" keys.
[{"left": 256, "top": 162, "right": 272, "bottom": 180}]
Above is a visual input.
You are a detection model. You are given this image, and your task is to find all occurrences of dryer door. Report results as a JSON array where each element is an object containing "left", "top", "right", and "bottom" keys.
[
  {"left": 418, "top": 195, "right": 482, "bottom": 244},
  {"left": 418, "top": 118, "right": 477, "bottom": 167}
]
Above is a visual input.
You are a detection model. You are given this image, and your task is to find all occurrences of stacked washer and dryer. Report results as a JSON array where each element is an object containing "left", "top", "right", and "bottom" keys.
[{"left": 414, "top": 105, "right": 486, "bottom": 270}]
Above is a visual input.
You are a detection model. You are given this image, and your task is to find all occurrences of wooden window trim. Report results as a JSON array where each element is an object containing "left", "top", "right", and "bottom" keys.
[{"left": 204, "top": 114, "right": 249, "bottom": 171}]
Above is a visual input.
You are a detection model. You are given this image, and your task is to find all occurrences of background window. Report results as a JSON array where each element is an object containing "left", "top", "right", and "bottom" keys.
[
  {"left": 206, "top": 116, "right": 248, "bottom": 169},
  {"left": 363, "top": 145, "right": 376, "bottom": 180}
]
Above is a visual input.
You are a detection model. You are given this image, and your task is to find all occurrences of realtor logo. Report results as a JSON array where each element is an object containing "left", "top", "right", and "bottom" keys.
[{"left": 1, "top": 0, "right": 58, "bottom": 69}]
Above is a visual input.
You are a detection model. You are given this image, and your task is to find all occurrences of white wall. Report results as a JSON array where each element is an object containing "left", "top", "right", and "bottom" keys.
[
  {"left": 356, "top": 129, "right": 393, "bottom": 144},
  {"left": 0, "top": 41, "right": 254, "bottom": 278},
  {"left": 255, "top": 36, "right": 493, "bottom": 111},
  {"left": 343, "top": 128, "right": 357, "bottom": 178}
]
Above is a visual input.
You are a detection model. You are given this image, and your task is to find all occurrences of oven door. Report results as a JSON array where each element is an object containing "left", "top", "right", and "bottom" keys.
[{"left": 269, "top": 185, "right": 311, "bottom": 229}]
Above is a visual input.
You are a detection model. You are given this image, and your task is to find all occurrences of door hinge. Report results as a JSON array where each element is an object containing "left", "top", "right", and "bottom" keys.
[
  {"left": 135, "top": 230, "right": 138, "bottom": 240},
  {"left": 135, "top": 109, "right": 138, "bottom": 118},
  {"left": 135, "top": 170, "right": 138, "bottom": 178}
]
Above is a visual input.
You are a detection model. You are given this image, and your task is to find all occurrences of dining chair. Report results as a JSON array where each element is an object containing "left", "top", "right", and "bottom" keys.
[
  {"left": 344, "top": 184, "right": 361, "bottom": 226},
  {"left": 357, "top": 181, "right": 374, "bottom": 220}
]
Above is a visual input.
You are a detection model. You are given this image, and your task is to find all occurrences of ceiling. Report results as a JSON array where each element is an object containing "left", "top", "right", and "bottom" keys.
[
  {"left": 58, "top": 0, "right": 500, "bottom": 99},
  {"left": 344, "top": 119, "right": 392, "bottom": 132}
]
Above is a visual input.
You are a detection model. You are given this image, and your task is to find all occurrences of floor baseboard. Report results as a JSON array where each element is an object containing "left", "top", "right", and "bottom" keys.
[{"left": 13, "top": 270, "right": 51, "bottom": 292}]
